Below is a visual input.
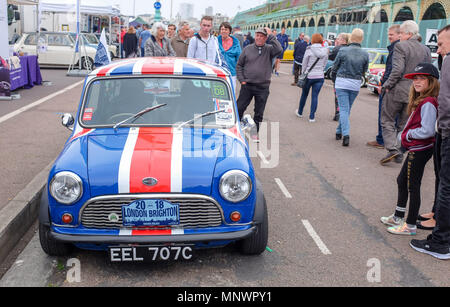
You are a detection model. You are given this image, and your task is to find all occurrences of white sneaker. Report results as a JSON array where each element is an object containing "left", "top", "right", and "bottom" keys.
[
  {"left": 295, "top": 110, "right": 303, "bottom": 118},
  {"left": 380, "top": 214, "right": 404, "bottom": 227},
  {"left": 309, "top": 119, "right": 316, "bottom": 123}
]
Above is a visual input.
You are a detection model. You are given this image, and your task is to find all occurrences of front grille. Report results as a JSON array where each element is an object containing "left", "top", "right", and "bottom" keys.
[{"left": 80, "top": 196, "right": 223, "bottom": 229}]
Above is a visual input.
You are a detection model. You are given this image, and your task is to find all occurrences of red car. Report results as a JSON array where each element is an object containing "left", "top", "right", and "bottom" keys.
[{"left": 367, "top": 68, "right": 385, "bottom": 95}]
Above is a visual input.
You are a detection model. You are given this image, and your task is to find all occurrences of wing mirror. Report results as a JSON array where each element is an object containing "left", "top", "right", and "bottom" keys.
[
  {"left": 61, "top": 113, "right": 74, "bottom": 131},
  {"left": 240, "top": 114, "right": 256, "bottom": 131}
]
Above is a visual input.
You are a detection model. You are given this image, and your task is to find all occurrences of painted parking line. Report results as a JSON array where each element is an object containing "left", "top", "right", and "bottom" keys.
[
  {"left": 302, "top": 220, "right": 332, "bottom": 255},
  {"left": 0, "top": 80, "right": 85, "bottom": 125},
  {"left": 274, "top": 178, "right": 292, "bottom": 198},
  {"left": 257, "top": 151, "right": 269, "bottom": 165}
]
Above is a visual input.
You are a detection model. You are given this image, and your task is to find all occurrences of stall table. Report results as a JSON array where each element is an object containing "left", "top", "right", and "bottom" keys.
[{"left": 10, "top": 55, "right": 42, "bottom": 91}]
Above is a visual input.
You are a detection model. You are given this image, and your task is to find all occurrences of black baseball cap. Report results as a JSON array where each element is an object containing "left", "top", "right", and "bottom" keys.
[{"left": 404, "top": 62, "right": 440, "bottom": 80}]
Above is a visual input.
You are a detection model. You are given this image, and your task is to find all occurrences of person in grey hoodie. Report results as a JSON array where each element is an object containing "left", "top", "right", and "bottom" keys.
[{"left": 296, "top": 33, "right": 329, "bottom": 122}]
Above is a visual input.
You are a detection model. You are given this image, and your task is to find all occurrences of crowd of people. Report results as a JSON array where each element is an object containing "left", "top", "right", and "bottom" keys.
[
  {"left": 118, "top": 16, "right": 449, "bottom": 260},
  {"left": 291, "top": 21, "right": 450, "bottom": 260}
]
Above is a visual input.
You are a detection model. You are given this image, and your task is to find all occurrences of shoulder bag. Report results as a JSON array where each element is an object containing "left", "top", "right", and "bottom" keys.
[{"left": 297, "top": 57, "right": 320, "bottom": 88}]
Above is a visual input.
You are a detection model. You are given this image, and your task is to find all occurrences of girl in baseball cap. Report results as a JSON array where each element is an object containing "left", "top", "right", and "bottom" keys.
[{"left": 381, "top": 62, "right": 440, "bottom": 236}]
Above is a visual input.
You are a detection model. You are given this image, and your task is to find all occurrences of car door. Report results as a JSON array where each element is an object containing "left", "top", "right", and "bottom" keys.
[
  {"left": 45, "top": 34, "right": 75, "bottom": 66},
  {"left": 16, "top": 33, "right": 48, "bottom": 63}
]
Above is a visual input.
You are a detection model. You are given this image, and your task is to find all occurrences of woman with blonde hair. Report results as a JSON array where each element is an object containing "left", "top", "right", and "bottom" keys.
[
  {"left": 331, "top": 28, "right": 369, "bottom": 146},
  {"left": 123, "top": 26, "right": 138, "bottom": 58}
]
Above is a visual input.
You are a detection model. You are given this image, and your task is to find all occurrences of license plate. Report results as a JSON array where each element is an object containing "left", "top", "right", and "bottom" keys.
[
  {"left": 109, "top": 245, "right": 194, "bottom": 262},
  {"left": 122, "top": 199, "right": 179, "bottom": 227}
]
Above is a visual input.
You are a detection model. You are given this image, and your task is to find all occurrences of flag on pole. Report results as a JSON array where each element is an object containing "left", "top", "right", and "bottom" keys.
[{"left": 94, "top": 29, "right": 112, "bottom": 67}]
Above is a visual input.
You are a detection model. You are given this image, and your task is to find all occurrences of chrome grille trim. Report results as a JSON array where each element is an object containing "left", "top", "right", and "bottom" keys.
[{"left": 79, "top": 194, "right": 224, "bottom": 229}]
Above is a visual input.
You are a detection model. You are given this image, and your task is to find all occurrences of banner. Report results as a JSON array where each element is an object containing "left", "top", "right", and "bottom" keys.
[{"left": 425, "top": 29, "right": 438, "bottom": 53}]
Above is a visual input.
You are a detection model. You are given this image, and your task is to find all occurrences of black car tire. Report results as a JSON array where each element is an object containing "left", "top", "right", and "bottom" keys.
[
  {"left": 39, "top": 222, "right": 73, "bottom": 256},
  {"left": 78, "top": 57, "right": 94, "bottom": 70},
  {"left": 361, "top": 76, "right": 366, "bottom": 88},
  {"left": 239, "top": 197, "right": 268, "bottom": 255}
]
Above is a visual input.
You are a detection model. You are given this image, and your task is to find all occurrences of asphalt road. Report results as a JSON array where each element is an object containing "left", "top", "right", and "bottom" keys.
[{"left": 0, "top": 63, "right": 448, "bottom": 287}]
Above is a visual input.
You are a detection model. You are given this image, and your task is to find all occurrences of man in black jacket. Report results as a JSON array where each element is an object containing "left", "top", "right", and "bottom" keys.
[
  {"left": 410, "top": 24, "right": 450, "bottom": 260},
  {"left": 236, "top": 27, "right": 282, "bottom": 142},
  {"left": 292, "top": 33, "right": 307, "bottom": 86}
]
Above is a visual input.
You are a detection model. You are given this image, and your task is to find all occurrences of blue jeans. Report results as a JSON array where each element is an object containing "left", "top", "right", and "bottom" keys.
[
  {"left": 335, "top": 88, "right": 359, "bottom": 136},
  {"left": 298, "top": 78, "right": 324, "bottom": 120}
]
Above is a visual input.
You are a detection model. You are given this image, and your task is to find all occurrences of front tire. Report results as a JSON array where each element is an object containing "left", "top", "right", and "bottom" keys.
[
  {"left": 39, "top": 223, "right": 73, "bottom": 256},
  {"left": 239, "top": 197, "right": 268, "bottom": 255}
]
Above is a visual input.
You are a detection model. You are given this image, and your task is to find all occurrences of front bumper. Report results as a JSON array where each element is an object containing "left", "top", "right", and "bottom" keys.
[{"left": 50, "top": 226, "right": 256, "bottom": 245}]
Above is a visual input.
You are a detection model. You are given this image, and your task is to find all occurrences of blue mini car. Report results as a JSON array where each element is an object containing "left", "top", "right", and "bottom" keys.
[{"left": 38, "top": 57, "right": 268, "bottom": 262}]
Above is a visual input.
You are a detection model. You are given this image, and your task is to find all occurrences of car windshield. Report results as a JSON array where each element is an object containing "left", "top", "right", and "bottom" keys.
[
  {"left": 368, "top": 51, "right": 378, "bottom": 63},
  {"left": 81, "top": 77, "right": 235, "bottom": 128},
  {"left": 84, "top": 34, "right": 99, "bottom": 44}
]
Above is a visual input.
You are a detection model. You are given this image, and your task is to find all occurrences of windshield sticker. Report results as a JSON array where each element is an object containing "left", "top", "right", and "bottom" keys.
[
  {"left": 214, "top": 99, "right": 234, "bottom": 125},
  {"left": 83, "top": 108, "right": 94, "bottom": 121},
  {"left": 211, "top": 82, "right": 228, "bottom": 99}
]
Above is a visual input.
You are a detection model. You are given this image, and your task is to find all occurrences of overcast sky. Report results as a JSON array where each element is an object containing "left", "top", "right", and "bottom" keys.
[{"left": 115, "top": 0, "right": 265, "bottom": 19}]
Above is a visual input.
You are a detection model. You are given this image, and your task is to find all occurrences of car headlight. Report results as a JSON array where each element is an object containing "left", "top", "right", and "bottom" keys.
[
  {"left": 49, "top": 172, "right": 83, "bottom": 205},
  {"left": 219, "top": 170, "right": 252, "bottom": 203}
]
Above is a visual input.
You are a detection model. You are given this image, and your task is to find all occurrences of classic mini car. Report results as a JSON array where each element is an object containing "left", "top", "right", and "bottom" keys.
[
  {"left": 282, "top": 42, "right": 294, "bottom": 62},
  {"left": 38, "top": 57, "right": 268, "bottom": 262}
]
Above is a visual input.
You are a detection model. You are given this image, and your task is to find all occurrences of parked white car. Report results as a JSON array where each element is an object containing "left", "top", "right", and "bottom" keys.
[
  {"left": 82, "top": 33, "right": 118, "bottom": 59},
  {"left": 14, "top": 32, "right": 97, "bottom": 69}
]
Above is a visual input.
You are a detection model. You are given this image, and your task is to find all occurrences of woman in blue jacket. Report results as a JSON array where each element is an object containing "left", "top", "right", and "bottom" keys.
[{"left": 218, "top": 22, "right": 242, "bottom": 93}]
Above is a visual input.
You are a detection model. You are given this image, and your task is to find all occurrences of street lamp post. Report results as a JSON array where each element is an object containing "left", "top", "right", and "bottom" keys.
[{"left": 154, "top": 1, "right": 161, "bottom": 22}]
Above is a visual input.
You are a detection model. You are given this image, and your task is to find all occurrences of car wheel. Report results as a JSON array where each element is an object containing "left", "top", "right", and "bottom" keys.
[
  {"left": 361, "top": 76, "right": 366, "bottom": 88},
  {"left": 39, "top": 222, "right": 73, "bottom": 256},
  {"left": 80, "top": 57, "right": 94, "bottom": 70},
  {"left": 239, "top": 197, "right": 268, "bottom": 255}
]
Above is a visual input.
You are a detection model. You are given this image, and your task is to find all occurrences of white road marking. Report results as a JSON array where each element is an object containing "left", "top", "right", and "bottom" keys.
[
  {"left": 302, "top": 220, "right": 332, "bottom": 255},
  {"left": 0, "top": 80, "right": 85, "bottom": 125},
  {"left": 274, "top": 178, "right": 292, "bottom": 198},
  {"left": 257, "top": 151, "right": 269, "bottom": 164}
]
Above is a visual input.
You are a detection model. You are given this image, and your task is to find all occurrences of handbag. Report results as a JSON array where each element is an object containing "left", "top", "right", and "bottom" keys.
[{"left": 297, "top": 57, "right": 320, "bottom": 88}]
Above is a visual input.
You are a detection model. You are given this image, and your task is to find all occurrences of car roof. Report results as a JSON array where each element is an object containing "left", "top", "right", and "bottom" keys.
[
  {"left": 90, "top": 57, "right": 231, "bottom": 79},
  {"left": 25, "top": 31, "right": 73, "bottom": 35}
]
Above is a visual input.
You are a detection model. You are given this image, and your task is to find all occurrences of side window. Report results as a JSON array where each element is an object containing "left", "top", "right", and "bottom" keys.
[
  {"left": 48, "top": 35, "right": 71, "bottom": 46},
  {"left": 24, "top": 34, "right": 36, "bottom": 45}
]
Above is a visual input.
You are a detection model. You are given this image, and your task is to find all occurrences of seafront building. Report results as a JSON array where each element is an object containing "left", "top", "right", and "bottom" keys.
[{"left": 232, "top": 0, "right": 449, "bottom": 49}]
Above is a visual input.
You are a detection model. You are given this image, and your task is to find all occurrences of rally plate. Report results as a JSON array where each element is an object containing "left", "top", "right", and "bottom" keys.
[{"left": 122, "top": 199, "right": 180, "bottom": 227}]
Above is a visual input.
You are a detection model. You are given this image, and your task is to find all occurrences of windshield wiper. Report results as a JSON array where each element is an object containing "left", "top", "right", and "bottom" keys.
[
  {"left": 113, "top": 103, "right": 167, "bottom": 131},
  {"left": 176, "top": 110, "right": 225, "bottom": 130}
]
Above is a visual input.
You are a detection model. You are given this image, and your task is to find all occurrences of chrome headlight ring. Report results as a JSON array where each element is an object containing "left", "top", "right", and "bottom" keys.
[
  {"left": 219, "top": 170, "right": 252, "bottom": 203},
  {"left": 49, "top": 171, "right": 83, "bottom": 205}
]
